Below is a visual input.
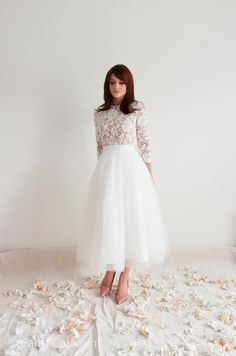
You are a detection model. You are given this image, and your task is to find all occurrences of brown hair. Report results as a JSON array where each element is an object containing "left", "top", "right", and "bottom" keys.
[{"left": 95, "top": 64, "right": 139, "bottom": 115}]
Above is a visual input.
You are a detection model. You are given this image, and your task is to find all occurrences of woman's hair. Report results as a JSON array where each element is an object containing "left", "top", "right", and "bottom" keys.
[{"left": 95, "top": 64, "right": 139, "bottom": 115}]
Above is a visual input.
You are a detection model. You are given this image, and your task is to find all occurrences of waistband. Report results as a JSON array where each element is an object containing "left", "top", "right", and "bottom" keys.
[{"left": 103, "top": 144, "right": 135, "bottom": 151}]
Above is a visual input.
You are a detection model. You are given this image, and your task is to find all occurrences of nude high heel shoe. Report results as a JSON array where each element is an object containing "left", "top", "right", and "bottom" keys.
[
  {"left": 100, "top": 272, "right": 116, "bottom": 297},
  {"left": 115, "top": 279, "right": 129, "bottom": 305}
]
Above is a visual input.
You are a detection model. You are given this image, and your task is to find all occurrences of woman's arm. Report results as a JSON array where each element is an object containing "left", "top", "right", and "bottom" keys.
[
  {"left": 136, "top": 102, "right": 155, "bottom": 183},
  {"left": 94, "top": 112, "right": 103, "bottom": 160},
  {"left": 145, "top": 161, "right": 155, "bottom": 184}
]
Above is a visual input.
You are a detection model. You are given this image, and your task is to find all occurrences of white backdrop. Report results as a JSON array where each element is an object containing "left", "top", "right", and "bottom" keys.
[{"left": 0, "top": 0, "right": 235, "bottom": 251}]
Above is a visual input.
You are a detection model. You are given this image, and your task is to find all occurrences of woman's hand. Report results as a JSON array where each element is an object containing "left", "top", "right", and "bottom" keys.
[{"left": 145, "top": 162, "right": 155, "bottom": 184}]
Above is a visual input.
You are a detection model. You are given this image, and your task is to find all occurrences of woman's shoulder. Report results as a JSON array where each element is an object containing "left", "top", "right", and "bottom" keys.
[
  {"left": 93, "top": 101, "right": 145, "bottom": 117},
  {"left": 93, "top": 107, "right": 105, "bottom": 120},
  {"left": 130, "top": 100, "right": 145, "bottom": 111}
]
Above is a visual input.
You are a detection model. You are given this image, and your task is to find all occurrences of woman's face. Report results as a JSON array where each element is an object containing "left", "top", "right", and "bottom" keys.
[{"left": 109, "top": 73, "right": 127, "bottom": 101}]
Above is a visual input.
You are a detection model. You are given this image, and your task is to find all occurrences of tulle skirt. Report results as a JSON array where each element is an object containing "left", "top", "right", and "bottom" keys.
[{"left": 76, "top": 144, "right": 170, "bottom": 276}]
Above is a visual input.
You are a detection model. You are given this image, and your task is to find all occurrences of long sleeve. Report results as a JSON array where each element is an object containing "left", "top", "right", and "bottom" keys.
[
  {"left": 94, "top": 112, "right": 103, "bottom": 159},
  {"left": 135, "top": 102, "right": 152, "bottom": 163}
]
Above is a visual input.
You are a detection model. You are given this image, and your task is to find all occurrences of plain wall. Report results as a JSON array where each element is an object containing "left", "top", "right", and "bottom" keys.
[{"left": 0, "top": 0, "right": 235, "bottom": 251}]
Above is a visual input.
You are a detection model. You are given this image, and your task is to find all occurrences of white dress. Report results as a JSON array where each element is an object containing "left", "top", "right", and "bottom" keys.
[{"left": 76, "top": 100, "right": 170, "bottom": 275}]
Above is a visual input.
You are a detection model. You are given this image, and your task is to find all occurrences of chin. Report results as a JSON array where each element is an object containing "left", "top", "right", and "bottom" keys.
[{"left": 113, "top": 94, "right": 124, "bottom": 98}]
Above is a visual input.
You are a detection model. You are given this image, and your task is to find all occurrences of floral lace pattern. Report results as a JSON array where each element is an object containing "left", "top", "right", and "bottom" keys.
[
  {"left": 1, "top": 263, "right": 236, "bottom": 354},
  {"left": 94, "top": 101, "right": 152, "bottom": 163}
]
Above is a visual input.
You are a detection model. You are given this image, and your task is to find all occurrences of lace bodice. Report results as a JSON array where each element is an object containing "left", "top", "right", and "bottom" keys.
[{"left": 93, "top": 101, "right": 152, "bottom": 163}]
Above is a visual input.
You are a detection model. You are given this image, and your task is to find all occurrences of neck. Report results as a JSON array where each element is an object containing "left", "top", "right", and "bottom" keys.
[{"left": 111, "top": 99, "right": 123, "bottom": 105}]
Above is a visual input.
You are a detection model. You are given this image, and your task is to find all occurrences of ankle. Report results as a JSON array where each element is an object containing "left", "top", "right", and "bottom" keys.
[
  {"left": 120, "top": 273, "right": 128, "bottom": 279},
  {"left": 103, "top": 271, "right": 116, "bottom": 282},
  {"left": 118, "top": 272, "right": 129, "bottom": 282}
]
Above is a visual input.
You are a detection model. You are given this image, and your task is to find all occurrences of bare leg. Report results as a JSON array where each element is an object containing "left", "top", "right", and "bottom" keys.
[
  {"left": 115, "top": 266, "right": 130, "bottom": 304},
  {"left": 100, "top": 270, "right": 116, "bottom": 297},
  {"left": 101, "top": 270, "right": 116, "bottom": 287}
]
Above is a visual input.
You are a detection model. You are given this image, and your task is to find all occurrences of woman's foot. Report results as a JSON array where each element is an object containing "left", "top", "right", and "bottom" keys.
[
  {"left": 100, "top": 271, "right": 116, "bottom": 297},
  {"left": 115, "top": 271, "right": 129, "bottom": 304}
]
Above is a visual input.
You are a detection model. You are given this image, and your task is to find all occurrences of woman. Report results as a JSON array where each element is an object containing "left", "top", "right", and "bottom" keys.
[{"left": 76, "top": 64, "right": 170, "bottom": 304}]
